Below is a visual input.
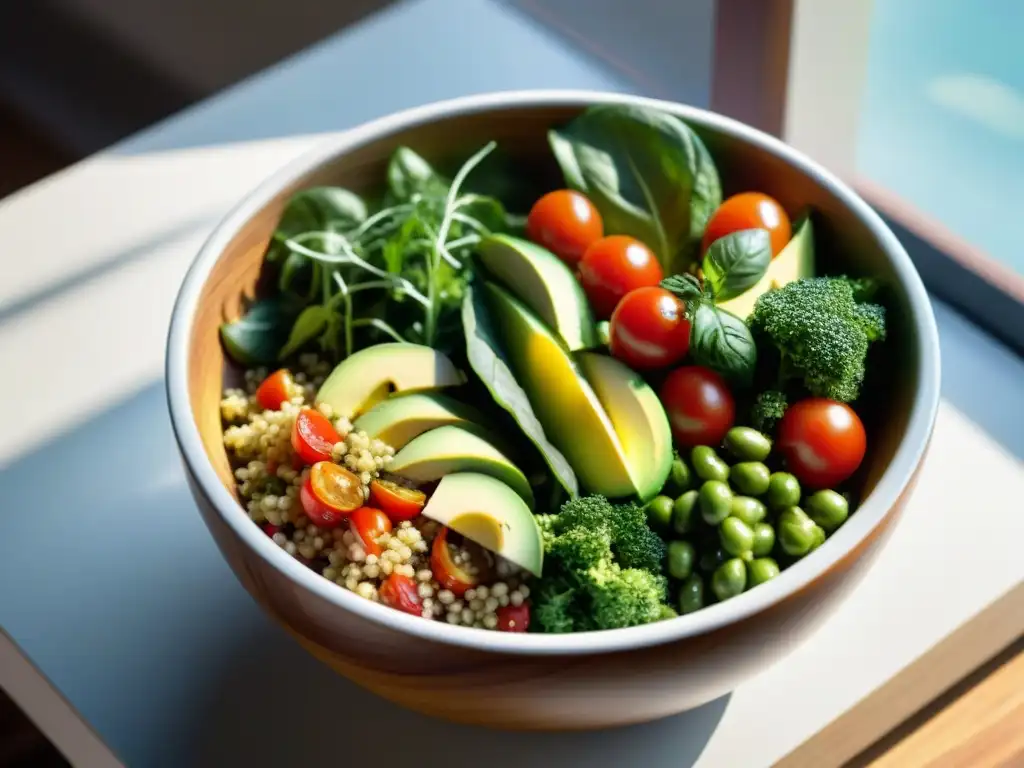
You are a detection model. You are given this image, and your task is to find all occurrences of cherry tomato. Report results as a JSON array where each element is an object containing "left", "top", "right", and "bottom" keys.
[
  {"left": 379, "top": 573, "right": 423, "bottom": 616},
  {"left": 777, "top": 398, "right": 866, "bottom": 489},
  {"left": 291, "top": 408, "right": 341, "bottom": 466},
  {"left": 255, "top": 369, "right": 294, "bottom": 411},
  {"left": 496, "top": 603, "right": 530, "bottom": 633},
  {"left": 702, "top": 192, "right": 792, "bottom": 258},
  {"left": 525, "top": 190, "right": 603, "bottom": 266},
  {"left": 369, "top": 479, "right": 426, "bottom": 523},
  {"left": 578, "top": 235, "right": 664, "bottom": 319},
  {"left": 659, "top": 366, "right": 735, "bottom": 447},
  {"left": 430, "top": 527, "right": 483, "bottom": 597},
  {"left": 299, "top": 461, "right": 363, "bottom": 528},
  {"left": 349, "top": 506, "right": 393, "bottom": 557},
  {"left": 609, "top": 287, "right": 691, "bottom": 371}
]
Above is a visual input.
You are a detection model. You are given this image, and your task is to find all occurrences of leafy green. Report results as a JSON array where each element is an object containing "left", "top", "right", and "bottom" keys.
[
  {"left": 659, "top": 273, "right": 703, "bottom": 303},
  {"left": 386, "top": 147, "right": 448, "bottom": 202},
  {"left": 702, "top": 229, "right": 772, "bottom": 301},
  {"left": 219, "top": 295, "right": 304, "bottom": 365},
  {"left": 278, "top": 304, "right": 331, "bottom": 360},
  {"left": 548, "top": 103, "right": 721, "bottom": 274},
  {"left": 688, "top": 302, "right": 758, "bottom": 386}
]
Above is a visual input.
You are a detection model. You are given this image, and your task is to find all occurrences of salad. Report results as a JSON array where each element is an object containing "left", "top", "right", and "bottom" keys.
[{"left": 218, "top": 103, "right": 887, "bottom": 633}]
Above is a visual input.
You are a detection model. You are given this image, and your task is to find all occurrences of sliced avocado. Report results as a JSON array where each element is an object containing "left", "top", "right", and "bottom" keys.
[
  {"left": 483, "top": 281, "right": 636, "bottom": 498},
  {"left": 477, "top": 233, "right": 596, "bottom": 351},
  {"left": 351, "top": 393, "right": 484, "bottom": 450},
  {"left": 388, "top": 425, "right": 534, "bottom": 508},
  {"left": 315, "top": 343, "right": 464, "bottom": 420},
  {"left": 576, "top": 351, "right": 672, "bottom": 502},
  {"left": 422, "top": 472, "right": 543, "bottom": 576},
  {"left": 717, "top": 215, "right": 815, "bottom": 319}
]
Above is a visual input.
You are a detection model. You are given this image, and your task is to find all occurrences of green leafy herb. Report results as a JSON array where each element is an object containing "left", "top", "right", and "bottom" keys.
[
  {"left": 220, "top": 295, "right": 304, "bottom": 365},
  {"left": 688, "top": 302, "right": 757, "bottom": 386},
  {"left": 278, "top": 304, "right": 332, "bottom": 360},
  {"left": 386, "top": 147, "right": 448, "bottom": 202},
  {"left": 660, "top": 273, "right": 704, "bottom": 303},
  {"left": 702, "top": 229, "right": 772, "bottom": 301}
]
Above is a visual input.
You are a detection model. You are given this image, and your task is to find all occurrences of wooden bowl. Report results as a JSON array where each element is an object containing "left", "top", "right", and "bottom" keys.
[{"left": 166, "top": 91, "right": 940, "bottom": 730}]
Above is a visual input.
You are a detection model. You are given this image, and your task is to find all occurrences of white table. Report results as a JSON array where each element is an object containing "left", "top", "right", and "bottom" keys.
[{"left": 1, "top": 2, "right": 1022, "bottom": 766}]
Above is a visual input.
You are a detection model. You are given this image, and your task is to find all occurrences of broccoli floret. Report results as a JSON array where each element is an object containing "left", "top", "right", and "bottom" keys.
[
  {"left": 749, "top": 277, "right": 886, "bottom": 403},
  {"left": 750, "top": 389, "right": 788, "bottom": 432},
  {"left": 606, "top": 500, "right": 666, "bottom": 573},
  {"left": 531, "top": 575, "right": 579, "bottom": 634},
  {"left": 548, "top": 527, "right": 613, "bottom": 572},
  {"left": 586, "top": 562, "right": 667, "bottom": 630},
  {"left": 552, "top": 494, "right": 609, "bottom": 533}
]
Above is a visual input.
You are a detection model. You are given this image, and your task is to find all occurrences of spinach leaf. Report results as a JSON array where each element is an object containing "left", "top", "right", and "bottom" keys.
[
  {"left": 387, "top": 147, "right": 448, "bottom": 202},
  {"left": 462, "top": 285, "right": 578, "bottom": 498},
  {"left": 702, "top": 229, "right": 772, "bottom": 301},
  {"left": 278, "top": 304, "right": 332, "bottom": 360},
  {"left": 548, "top": 104, "right": 721, "bottom": 274},
  {"left": 689, "top": 302, "right": 757, "bottom": 386},
  {"left": 273, "top": 188, "right": 367, "bottom": 247},
  {"left": 220, "top": 295, "right": 305, "bottom": 366}
]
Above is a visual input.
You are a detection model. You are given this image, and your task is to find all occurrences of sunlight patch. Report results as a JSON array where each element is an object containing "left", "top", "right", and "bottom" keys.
[{"left": 925, "top": 73, "right": 1024, "bottom": 141}]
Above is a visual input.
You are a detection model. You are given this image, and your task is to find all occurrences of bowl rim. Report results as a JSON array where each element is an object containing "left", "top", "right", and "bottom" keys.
[{"left": 166, "top": 89, "right": 941, "bottom": 656}]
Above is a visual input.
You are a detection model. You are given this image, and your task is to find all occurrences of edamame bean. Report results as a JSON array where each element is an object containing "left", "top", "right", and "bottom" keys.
[
  {"left": 667, "top": 540, "right": 696, "bottom": 580},
  {"left": 805, "top": 489, "right": 849, "bottom": 533},
  {"left": 691, "top": 446, "right": 730, "bottom": 482},
  {"left": 699, "top": 547, "right": 728, "bottom": 574},
  {"left": 747, "top": 557, "right": 781, "bottom": 587},
  {"left": 767, "top": 472, "right": 801, "bottom": 510},
  {"left": 751, "top": 522, "right": 776, "bottom": 557},
  {"left": 672, "top": 490, "right": 700, "bottom": 535},
  {"left": 645, "top": 495, "right": 674, "bottom": 532},
  {"left": 699, "top": 480, "right": 733, "bottom": 525},
  {"left": 719, "top": 516, "right": 755, "bottom": 558},
  {"left": 711, "top": 558, "right": 748, "bottom": 601},
  {"left": 810, "top": 522, "right": 826, "bottom": 551},
  {"left": 678, "top": 573, "right": 705, "bottom": 614},
  {"left": 730, "top": 495, "right": 767, "bottom": 526},
  {"left": 666, "top": 455, "right": 693, "bottom": 495},
  {"left": 778, "top": 506, "right": 818, "bottom": 557},
  {"left": 731, "top": 461, "right": 771, "bottom": 496},
  {"left": 723, "top": 427, "right": 773, "bottom": 462}
]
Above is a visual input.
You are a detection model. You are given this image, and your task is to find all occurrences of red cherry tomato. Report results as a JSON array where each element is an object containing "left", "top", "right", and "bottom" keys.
[
  {"left": 496, "top": 603, "right": 530, "bottom": 632},
  {"left": 349, "top": 507, "right": 393, "bottom": 557},
  {"left": 430, "top": 527, "right": 482, "bottom": 597},
  {"left": 609, "top": 287, "right": 691, "bottom": 371},
  {"left": 525, "top": 190, "right": 603, "bottom": 266},
  {"left": 300, "top": 462, "right": 363, "bottom": 528},
  {"left": 777, "top": 398, "right": 866, "bottom": 488},
  {"left": 369, "top": 479, "right": 426, "bottom": 523},
  {"left": 659, "top": 366, "right": 735, "bottom": 447},
  {"left": 379, "top": 573, "right": 423, "bottom": 616},
  {"left": 702, "top": 192, "right": 792, "bottom": 258},
  {"left": 578, "top": 235, "right": 664, "bottom": 319},
  {"left": 291, "top": 408, "right": 341, "bottom": 466},
  {"left": 255, "top": 369, "right": 294, "bottom": 411}
]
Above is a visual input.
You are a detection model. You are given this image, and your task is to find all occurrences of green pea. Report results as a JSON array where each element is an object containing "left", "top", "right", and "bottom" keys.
[
  {"left": 747, "top": 557, "right": 781, "bottom": 587},
  {"left": 723, "top": 426, "right": 773, "bottom": 462},
  {"left": 699, "top": 547, "right": 728, "bottom": 574},
  {"left": 667, "top": 540, "right": 696, "bottom": 580},
  {"left": 645, "top": 495, "right": 674, "bottom": 532},
  {"left": 666, "top": 455, "right": 693, "bottom": 495},
  {"left": 711, "top": 558, "right": 748, "bottom": 601},
  {"left": 691, "top": 446, "right": 730, "bottom": 482},
  {"left": 805, "top": 489, "right": 849, "bottom": 533},
  {"left": 730, "top": 496, "right": 766, "bottom": 526},
  {"left": 810, "top": 522, "right": 826, "bottom": 551},
  {"left": 657, "top": 604, "right": 679, "bottom": 621},
  {"left": 751, "top": 522, "right": 776, "bottom": 557},
  {"left": 672, "top": 490, "right": 700, "bottom": 535},
  {"left": 699, "top": 480, "right": 733, "bottom": 525},
  {"left": 731, "top": 462, "right": 771, "bottom": 496},
  {"left": 719, "top": 516, "right": 755, "bottom": 558},
  {"left": 778, "top": 506, "right": 818, "bottom": 557},
  {"left": 678, "top": 573, "right": 705, "bottom": 614},
  {"left": 767, "top": 472, "right": 801, "bottom": 510}
]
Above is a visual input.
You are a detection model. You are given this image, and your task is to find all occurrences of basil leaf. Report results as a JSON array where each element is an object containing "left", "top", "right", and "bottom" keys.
[
  {"left": 689, "top": 303, "right": 757, "bottom": 386},
  {"left": 462, "top": 285, "right": 578, "bottom": 498},
  {"left": 279, "top": 305, "right": 332, "bottom": 360},
  {"left": 702, "top": 229, "right": 772, "bottom": 301},
  {"left": 387, "top": 147, "right": 449, "bottom": 202},
  {"left": 660, "top": 273, "right": 703, "bottom": 302},
  {"left": 220, "top": 296, "right": 304, "bottom": 366},
  {"left": 548, "top": 104, "right": 721, "bottom": 274}
]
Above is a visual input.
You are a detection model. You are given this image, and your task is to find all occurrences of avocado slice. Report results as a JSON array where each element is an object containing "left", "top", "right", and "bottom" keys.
[
  {"left": 422, "top": 472, "right": 543, "bottom": 576},
  {"left": 576, "top": 351, "right": 673, "bottom": 502},
  {"left": 482, "top": 281, "right": 636, "bottom": 498},
  {"left": 315, "top": 343, "right": 464, "bottom": 420},
  {"left": 351, "top": 393, "right": 485, "bottom": 450},
  {"left": 388, "top": 425, "right": 534, "bottom": 508},
  {"left": 716, "top": 215, "right": 815, "bottom": 319},
  {"left": 477, "top": 233, "right": 597, "bottom": 351}
]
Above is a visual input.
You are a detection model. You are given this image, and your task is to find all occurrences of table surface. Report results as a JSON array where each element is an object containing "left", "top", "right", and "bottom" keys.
[{"left": 1, "top": 1, "right": 1023, "bottom": 766}]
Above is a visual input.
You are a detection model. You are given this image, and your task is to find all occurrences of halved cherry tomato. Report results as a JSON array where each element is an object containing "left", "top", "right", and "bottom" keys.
[
  {"left": 702, "top": 192, "right": 792, "bottom": 258},
  {"left": 369, "top": 479, "right": 426, "bottom": 523},
  {"left": 349, "top": 506, "right": 392, "bottom": 557},
  {"left": 578, "top": 235, "right": 664, "bottom": 319},
  {"left": 777, "top": 398, "right": 866, "bottom": 488},
  {"left": 659, "top": 366, "right": 735, "bottom": 447},
  {"left": 609, "top": 286, "right": 691, "bottom": 371},
  {"left": 255, "top": 369, "right": 294, "bottom": 411},
  {"left": 525, "top": 189, "right": 603, "bottom": 266},
  {"left": 299, "top": 461, "right": 363, "bottom": 528},
  {"left": 496, "top": 603, "right": 530, "bottom": 632},
  {"left": 291, "top": 408, "right": 341, "bottom": 466},
  {"left": 430, "top": 527, "right": 485, "bottom": 597},
  {"left": 379, "top": 573, "right": 423, "bottom": 616}
]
